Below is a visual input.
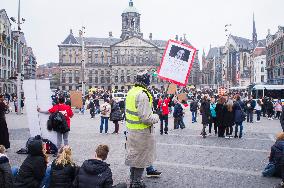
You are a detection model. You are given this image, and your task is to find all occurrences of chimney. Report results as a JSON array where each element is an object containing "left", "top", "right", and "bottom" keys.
[
  {"left": 149, "top": 33, "right": 152, "bottom": 40},
  {"left": 175, "top": 35, "right": 178, "bottom": 41},
  {"left": 109, "top": 31, "right": 113, "bottom": 38},
  {"left": 70, "top": 29, "right": 73, "bottom": 34}
]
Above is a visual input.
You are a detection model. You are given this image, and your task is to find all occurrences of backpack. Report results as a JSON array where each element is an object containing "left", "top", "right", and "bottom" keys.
[{"left": 47, "top": 111, "right": 69, "bottom": 133}]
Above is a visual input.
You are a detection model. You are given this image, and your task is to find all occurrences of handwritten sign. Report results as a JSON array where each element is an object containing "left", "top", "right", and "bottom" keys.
[{"left": 158, "top": 40, "right": 196, "bottom": 86}]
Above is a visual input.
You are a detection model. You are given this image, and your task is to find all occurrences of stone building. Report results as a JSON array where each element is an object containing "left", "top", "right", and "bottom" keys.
[
  {"left": 251, "top": 40, "right": 266, "bottom": 84},
  {"left": 201, "top": 46, "right": 223, "bottom": 89},
  {"left": 58, "top": 0, "right": 200, "bottom": 91},
  {"left": 37, "top": 62, "right": 60, "bottom": 89},
  {"left": 24, "top": 47, "right": 37, "bottom": 79},
  {"left": 266, "top": 26, "right": 284, "bottom": 84}
]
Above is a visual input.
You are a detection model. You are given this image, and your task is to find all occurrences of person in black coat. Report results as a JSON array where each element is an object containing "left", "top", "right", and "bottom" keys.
[
  {"left": 14, "top": 140, "right": 48, "bottom": 188},
  {"left": 49, "top": 146, "right": 76, "bottom": 188},
  {"left": 223, "top": 100, "right": 234, "bottom": 138},
  {"left": 216, "top": 97, "right": 226, "bottom": 137},
  {"left": 233, "top": 95, "right": 245, "bottom": 138},
  {"left": 0, "top": 95, "right": 10, "bottom": 149},
  {"left": 263, "top": 132, "right": 284, "bottom": 187},
  {"left": 110, "top": 99, "right": 122, "bottom": 134},
  {"left": 73, "top": 145, "right": 113, "bottom": 188},
  {"left": 0, "top": 145, "right": 13, "bottom": 188},
  {"left": 173, "top": 99, "right": 185, "bottom": 129},
  {"left": 89, "top": 98, "right": 96, "bottom": 119},
  {"left": 281, "top": 106, "right": 284, "bottom": 132},
  {"left": 200, "top": 96, "right": 211, "bottom": 138}
]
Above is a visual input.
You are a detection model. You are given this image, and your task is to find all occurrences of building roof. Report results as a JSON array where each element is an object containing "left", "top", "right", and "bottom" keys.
[
  {"left": 62, "top": 30, "right": 79, "bottom": 45},
  {"left": 76, "top": 37, "right": 121, "bottom": 46},
  {"left": 257, "top": 39, "right": 266, "bottom": 47},
  {"left": 206, "top": 47, "right": 220, "bottom": 59},
  {"left": 0, "top": 9, "right": 11, "bottom": 26},
  {"left": 147, "top": 39, "right": 167, "bottom": 48},
  {"left": 231, "top": 35, "right": 253, "bottom": 50},
  {"left": 123, "top": 0, "right": 139, "bottom": 14},
  {"left": 253, "top": 47, "right": 266, "bottom": 58}
]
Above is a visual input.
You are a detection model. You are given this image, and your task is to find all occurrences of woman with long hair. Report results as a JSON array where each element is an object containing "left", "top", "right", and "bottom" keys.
[
  {"left": 224, "top": 100, "right": 234, "bottom": 138},
  {"left": 216, "top": 96, "right": 226, "bottom": 137},
  {"left": 49, "top": 146, "right": 76, "bottom": 188}
]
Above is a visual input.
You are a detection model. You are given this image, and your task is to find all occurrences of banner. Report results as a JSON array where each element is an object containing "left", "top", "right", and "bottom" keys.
[
  {"left": 23, "top": 80, "right": 57, "bottom": 144},
  {"left": 158, "top": 40, "right": 196, "bottom": 86},
  {"left": 70, "top": 91, "right": 83, "bottom": 108}
]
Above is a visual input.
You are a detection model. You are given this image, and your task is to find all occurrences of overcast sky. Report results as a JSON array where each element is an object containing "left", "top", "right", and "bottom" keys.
[{"left": 2, "top": 0, "right": 284, "bottom": 65}]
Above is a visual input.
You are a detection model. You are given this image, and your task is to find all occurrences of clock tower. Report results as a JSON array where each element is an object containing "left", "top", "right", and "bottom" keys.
[{"left": 120, "top": 0, "right": 143, "bottom": 40}]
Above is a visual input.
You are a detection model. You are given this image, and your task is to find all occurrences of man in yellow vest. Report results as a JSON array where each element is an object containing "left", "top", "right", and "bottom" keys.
[{"left": 125, "top": 70, "right": 159, "bottom": 188}]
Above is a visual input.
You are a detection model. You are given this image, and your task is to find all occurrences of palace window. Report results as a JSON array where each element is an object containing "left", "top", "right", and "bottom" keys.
[
  {"left": 95, "top": 77, "right": 98, "bottom": 84},
  {"left": 101, "top": 77, "right": 105, "bottom": 84},
  {"left": 121, "top": 76, "right": 125, "bottom": 83},
  {"left": 115, "top": 76, "right": 118, "bottom": 83}
]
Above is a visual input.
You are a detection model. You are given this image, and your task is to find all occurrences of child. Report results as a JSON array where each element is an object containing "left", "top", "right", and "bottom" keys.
[{"left": 0, "top": 145, "right": 13, "bottom": 188}]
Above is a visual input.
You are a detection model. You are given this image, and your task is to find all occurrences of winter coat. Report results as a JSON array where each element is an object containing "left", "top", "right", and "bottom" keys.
[
  {"left": 223, "top": 106, "right": 234, "bottom": 127},
  {"left": 233, "top": 100, "right": 245, "bottom": 123},
  {"left": 0, "top": 155, "right": 13, "bottom": 188},
  {"left": 73, "top": 159, "right": 113, "bottom": 188},
  {"left": 173, "top": 103, "right": 184, "bottom": 118},
  {"left": 100, "top": 102, "right": 111, "bottom": 118},
  {"left": 200, "top": 100, "right": 211, "bottom": 125},
  {"left": 215, "top": 103, "right": 225, "bottom": 126},
  {"left": 49, "top": 160, "right": 76, "bottom": 188},
  {"left": 125, "top": 85, "right": 159, "bottom": 168},
  {"left": 0, "top": 101, "right": 9, "bottom": 149},
  {"left": 190, "top": 101, "right": 198, "bottom": 112},
  {"left": 266, "top": 101, "right": 274, "bottom": 111},
  {"left": 158, "top": 98, "right": 170, "bottom": 115},
  {"left": 280, "top": 106, "right": 284, "bottom": 127},
  {"left": 210, "top": 103, "right": 217, "bottom": 118},
  {"left": 275, "top": 102, "right": 282, "bottom": 112},
  {"left": 269, "top": 140, "right": 284, "bottom": 166},
  {"left": 14, "top": 140, "right": 47, "bottom": 188},
  {"left": 110, "top": 102, "right": 122, "bottom": 122}
]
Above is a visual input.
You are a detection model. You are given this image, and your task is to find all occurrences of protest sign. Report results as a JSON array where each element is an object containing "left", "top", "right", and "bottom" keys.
[
  {"left": 158, "top": 40, "right": 197, "bottom": 86},
  {"left": 70, "top": 91, "right": 83, "bottom": 108},
  {"left": 23, "top": 80, "right": 57, "bottom": 144},
  {"left": 177, "top": 93, "right": 188, "bottom": 102},
  {"left": 167, "top": 83, "right": 177, "bottom": 94}
]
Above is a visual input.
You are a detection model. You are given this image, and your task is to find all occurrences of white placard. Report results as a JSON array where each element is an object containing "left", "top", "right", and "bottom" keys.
[
  {"left": 158, "top": 40, "right": 197, "bottom": 86},
  {"left": 23, "top": 80, "right": 57, "bottom": 144}
]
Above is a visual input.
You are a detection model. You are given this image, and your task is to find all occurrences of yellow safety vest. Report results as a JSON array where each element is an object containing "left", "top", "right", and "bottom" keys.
[{"left": 125, "top": 86, "right": 153, "bottom": 130}]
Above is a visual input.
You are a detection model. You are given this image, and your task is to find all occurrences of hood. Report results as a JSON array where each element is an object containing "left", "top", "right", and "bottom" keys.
[
  {"left": 28, "top": 140, "right": 43, "bottom": 156},
  {"left": 82, "top": 159, "right": 109, "bottom": 175},
  {"left": 0, "top": 155, "right": 9, "bottom": 164}
]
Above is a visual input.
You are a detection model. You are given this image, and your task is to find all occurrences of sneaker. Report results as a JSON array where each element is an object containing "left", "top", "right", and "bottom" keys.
[
  {"left": 208, "top": 133, "right": 212, "bottom": 136},
  {"left": 146, "top": 170, "right": 162, "bottom": 178},
  {"left": 130, "top": 181, "right": 146, "bottom": 188},
  {"left": 234, "top": 135, "right": 238, "bottom": 138},
  {"left": 165, "top": 132, "right": 168, "bottom": 135},
  {"left": 225, "top": 136, "right": 229, "bottom": 139}
]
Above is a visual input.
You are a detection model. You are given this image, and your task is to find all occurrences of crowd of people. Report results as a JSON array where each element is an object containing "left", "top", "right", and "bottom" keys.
[{"left": 1, "top": 75, "right": 284, "bottom": 187}]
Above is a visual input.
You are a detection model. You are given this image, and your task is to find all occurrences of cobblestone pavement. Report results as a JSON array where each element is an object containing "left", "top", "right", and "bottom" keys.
[{"left": 5, "top": 110, "right": 282, "bottom": 188}]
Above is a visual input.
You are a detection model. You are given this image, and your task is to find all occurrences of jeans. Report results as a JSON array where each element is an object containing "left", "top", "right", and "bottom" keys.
[
  {"left": 235, "top": 122, "right": 243, "bottom": 138},
  {"left": 247, "top": 111, "right": 253, "bottom": 122},
  {"left": 226, "top": 126, "right": 233, "bottom": 136},
  {"left": 130, "top": 167, "right": 144, "bottom": 184},
  {"left": 160, "top": 115, "right": 168, "bottom": 134},
  {"left": 100, "top": 117, "right": 109, "bottom": 133},
  {"left": 57, "top": 132, "right": 69, "bottom": 149},
  {"left": 12, "top": 166, "right": 51, "bottom": 188},
  {"left": 256, "top": 110, "right": 261, "bottom": 121},
  {"left": 174, "top": 117, "right": 185, "bottom": 129},
  {"left": 90, "top": 109, "right": 95, "bottom": 118},
  {"left": 209, "top": 117, "right": 217, "bottom": 134},
  {"left": 202, "top": 124, "right": 208, "bottom": 136},
  {"left": 191, "top": 111, "right": 197, "bottom": 122},
  {"left": 113, "top": 120, "right": 119, "bottom": 133}
]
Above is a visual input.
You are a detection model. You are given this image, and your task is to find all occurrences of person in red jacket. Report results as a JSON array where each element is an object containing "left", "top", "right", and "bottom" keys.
[
  {"left": 37, "top": 96, "right": 74, "bottom": 149},
  {"left": 158, "top": 95, "right": 170, "bottom": 135}
]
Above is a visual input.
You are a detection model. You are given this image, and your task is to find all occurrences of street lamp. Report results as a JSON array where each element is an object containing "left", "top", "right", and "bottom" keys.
[
  {"left": 79, "top": 26, "right": 86, "bottom": 96},
  {"left": 10, "top": 0, "right": 25, "bottom": 115}
]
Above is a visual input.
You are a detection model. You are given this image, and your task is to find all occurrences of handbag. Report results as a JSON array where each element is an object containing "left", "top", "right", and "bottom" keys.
[{"left": 237, "top": 102, "right": 246, "bottom": 121}]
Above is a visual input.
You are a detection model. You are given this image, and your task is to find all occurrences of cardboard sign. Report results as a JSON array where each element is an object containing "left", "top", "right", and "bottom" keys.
[
  {"left": 177, "top": 93, "right": 188, "bottom": 102},
  {"left": 70, "top": 91, "right": 83, "bottom": 108},
  {"left": 158, "top": 40, "right": 197, "bottom": 86},
  {"left": 167, "top": 83, "right": 177, "bottom": 94}
]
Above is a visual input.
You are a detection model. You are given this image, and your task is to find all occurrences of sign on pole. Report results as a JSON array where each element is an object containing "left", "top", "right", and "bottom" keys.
[{"left": 158, "top": 40, "right": 197, "bottom": 86}]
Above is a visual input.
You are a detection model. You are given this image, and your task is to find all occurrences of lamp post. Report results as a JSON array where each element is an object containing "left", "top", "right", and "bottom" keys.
[
  {"left": 225, "top": 24, "right": 232, "bottom": 89},
  {"left": 79, "top": 26, "right": 86, "bottom": 96},
  {"left": 10, "top": 0, "right": 25, "bottom": 115}
]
